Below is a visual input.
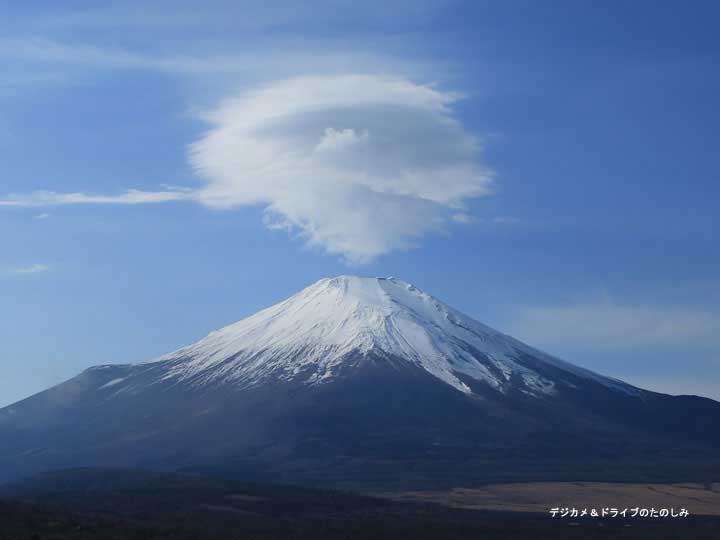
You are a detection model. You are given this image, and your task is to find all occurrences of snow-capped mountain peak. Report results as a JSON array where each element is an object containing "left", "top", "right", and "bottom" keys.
[
  {"left": 147, "top": 275, "right": 631, "bottom": 397},
  {"left": 3, "top": 277, "right": 718, "bottom": 489}
]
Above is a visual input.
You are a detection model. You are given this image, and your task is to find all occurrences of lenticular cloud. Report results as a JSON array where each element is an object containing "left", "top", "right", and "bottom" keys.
[
  {"left": 0, "top": 74, "right": 495, "bottom": 263},
  {"left": 189, "top": 74, "right": 493, "bottom": 263}
]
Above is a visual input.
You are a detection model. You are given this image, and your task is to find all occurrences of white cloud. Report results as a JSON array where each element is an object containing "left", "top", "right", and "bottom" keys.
[
  {"left": 314, "top": 127, "right": 370, "bottom": 154},
  {"left": 0, "top": 38, "right": 429, "bottom": 84},
  {"left": 12, "top": 263, "right": 49, "bottom": 274},
  {"left": 0, "top": 189, "right": 192, "bottom": 207},
  {"left": 188, "top": 74, "right": 493, "bottom": 262},
  {"left": 31, "top": 2, "right": 448, "bottom": 32},
  {"left": 1, "top": 74, "right": 493, "bottom": 263},
  {"left": 451, "top": 214, "right": 527, "bottom": 226},
  {"left": 507, "top": 299, "right": 720, "bottom": 350},
  {"left": 34, "top": 213, "right": 50, "bottom": 220},
  {"left": 452, "top": 212, "right": 477, "bottom": 224},
  {"left": 0, "top": 38, "right": 248, "bottom": 75}
]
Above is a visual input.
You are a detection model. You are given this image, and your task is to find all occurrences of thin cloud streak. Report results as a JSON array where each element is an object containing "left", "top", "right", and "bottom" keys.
[
  {"left": 507, "top": 299, "right": 720, "bottom": 350},
  {"left": 0, "top": 38, "right": 255, "bottom": 75},
  {"left": 0, "top": 38, "right": 429, "bottom": 82},
  {"left": 0, "top": 189, "right": 193, "bottom": 207},
  {"left": 12, "top": 263, "right": 49, "bottom": 274}
]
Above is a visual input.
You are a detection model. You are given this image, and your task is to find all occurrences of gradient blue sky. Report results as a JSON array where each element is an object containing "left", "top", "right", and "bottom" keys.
[{"left": 2, "top": 0, "right": 719, "bottom": 406}]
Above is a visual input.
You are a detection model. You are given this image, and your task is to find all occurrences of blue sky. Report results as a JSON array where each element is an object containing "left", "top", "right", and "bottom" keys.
[{"left": 1, "top": 0, "right": 719, "bottom": 406}]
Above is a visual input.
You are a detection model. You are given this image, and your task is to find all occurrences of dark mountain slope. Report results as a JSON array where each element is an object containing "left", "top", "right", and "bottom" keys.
[{"left": 1, "top": 276, "right": 718, "bottom": 488}]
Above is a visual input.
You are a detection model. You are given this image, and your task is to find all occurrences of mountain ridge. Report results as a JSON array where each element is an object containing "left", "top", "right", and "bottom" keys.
[
  {"left": 1, "top": 275, "right": 719, "bottom": 488},
  {"left": 134, "top": 275, "right": 635, "bottom": 397}
]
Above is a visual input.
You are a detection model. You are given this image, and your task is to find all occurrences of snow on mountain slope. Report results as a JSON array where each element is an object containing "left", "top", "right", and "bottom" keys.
[{"left": 145, "top": 276, "right": 634, "bottom": 397}]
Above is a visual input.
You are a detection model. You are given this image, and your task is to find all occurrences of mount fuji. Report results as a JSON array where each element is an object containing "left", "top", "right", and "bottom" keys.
[{"left": 1, "top": 276, "right": 719, "bottom": 487}]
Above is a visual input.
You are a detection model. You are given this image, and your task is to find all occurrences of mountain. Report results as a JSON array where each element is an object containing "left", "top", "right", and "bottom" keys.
[
  {"left": 1, "top": 276, "right": 719, "bottom": 488},
  {"left": 144, "top": 275, "right": 632, "bottom": 396}
]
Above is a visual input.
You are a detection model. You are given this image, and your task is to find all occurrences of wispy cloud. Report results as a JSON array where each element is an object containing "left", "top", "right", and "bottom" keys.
[
  {"left": 12, "top": 263, "right": 49, "bottom": 274},
  {"left": 1, "top": 74, "right": 494, "bottom": 263},
  {"left": 0, "top": 38, "right": 252, "bottom": 75},
  {"left": 0, "top": 37, "right": 427, "bottom": 83},
  {"left": 29, "top": 3, "right": 447, "bottom": 33},
  {"left": 0, "top": 189, "right": 193, "bottom": 207},
  {"left": 507, "top": 298, "right": 720, "bottom": 350},
  {"left": 452, "top": 212, "right": 477, "bottom": 224},
  {"left": 34, "top": 213, "right": 50, "bottom": 219}
]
